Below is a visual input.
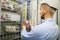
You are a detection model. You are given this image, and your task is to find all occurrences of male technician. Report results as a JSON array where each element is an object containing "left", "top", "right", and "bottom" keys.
[{"left": 21, "top": 3, "right": 59, "bottom": 40}]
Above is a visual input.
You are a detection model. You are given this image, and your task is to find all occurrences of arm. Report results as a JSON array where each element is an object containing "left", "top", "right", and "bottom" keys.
[
  {"left": 21, "top": 25, "right": 41, "bottom": 40},
  {"left": 21, "top": 20, "right": 42, "bottom": 40}
]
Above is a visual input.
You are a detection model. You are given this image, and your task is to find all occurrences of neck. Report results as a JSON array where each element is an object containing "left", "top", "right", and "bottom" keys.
[{"left": 44, "top": 13, "right": 53, "bottom": 20}]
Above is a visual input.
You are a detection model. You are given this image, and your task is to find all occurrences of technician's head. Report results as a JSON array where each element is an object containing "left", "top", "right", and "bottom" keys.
[{"left": 40, "top": 3, "right": 56, "bottom": 19}]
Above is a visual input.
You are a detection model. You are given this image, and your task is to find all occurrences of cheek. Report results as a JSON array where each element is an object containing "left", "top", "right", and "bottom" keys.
[
  {"left": 41, "top": 13, "right": 43, "bottom": 17},
  {"left": 40, "top": 11, "right": 44, "bottom": 17}
]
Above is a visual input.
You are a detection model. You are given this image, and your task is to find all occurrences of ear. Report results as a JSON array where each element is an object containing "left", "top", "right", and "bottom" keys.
[
  {"left": 43, "top": 7, "right": 49, "bottom": 14},
  {"left": 43, "top": 9, "right": 46, "bottom": 13}
]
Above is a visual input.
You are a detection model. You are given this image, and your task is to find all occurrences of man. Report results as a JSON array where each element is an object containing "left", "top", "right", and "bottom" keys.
[{"left": 21, "top": 3, "right": 59, "bottom": 40}]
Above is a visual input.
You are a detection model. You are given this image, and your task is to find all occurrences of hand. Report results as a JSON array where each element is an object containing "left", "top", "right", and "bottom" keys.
[{"left": 24, "top": 20, "right": 31, "bottom": 32}]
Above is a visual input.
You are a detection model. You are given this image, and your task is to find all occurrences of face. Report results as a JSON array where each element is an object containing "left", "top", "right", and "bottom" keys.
[{"left": 40, "top": 6, "right": 45, "bottom": 19}]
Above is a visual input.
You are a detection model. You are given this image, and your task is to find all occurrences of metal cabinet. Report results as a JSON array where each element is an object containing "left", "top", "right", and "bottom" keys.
[{"left": 0, "top": 0, "right": 22, "bottom": 40}]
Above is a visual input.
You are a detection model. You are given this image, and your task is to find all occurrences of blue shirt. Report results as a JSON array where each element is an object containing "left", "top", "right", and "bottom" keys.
[{"left": 21, "top": 18, "right": 59, "bottom": 40}]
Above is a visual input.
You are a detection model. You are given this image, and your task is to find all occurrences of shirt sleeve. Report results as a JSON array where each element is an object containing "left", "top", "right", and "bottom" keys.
[{"left": 21, "top": 25, "right": 41, "bottom": 40}]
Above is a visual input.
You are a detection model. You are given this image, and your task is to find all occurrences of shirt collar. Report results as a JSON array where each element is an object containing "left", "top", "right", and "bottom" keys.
[
  {"left": 42, "top": 18, "right": 54, "bottom": 23},
  {"left": 45, "top": 18, "right": 53, "bottom": 21}
]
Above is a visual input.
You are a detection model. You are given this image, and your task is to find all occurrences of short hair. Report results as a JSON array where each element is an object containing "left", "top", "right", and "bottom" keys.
[{"left": 41, "top": 3, "right": 57, "bottom": 15}]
